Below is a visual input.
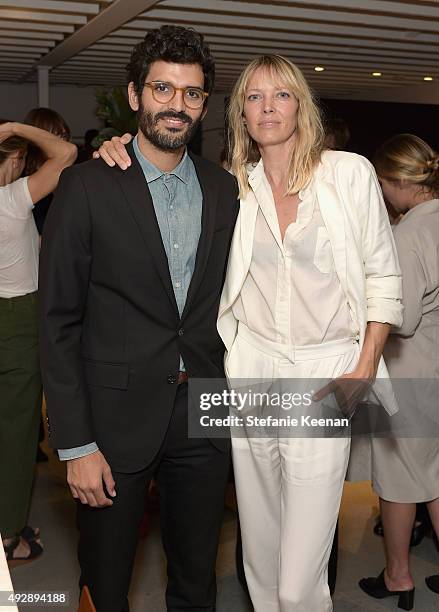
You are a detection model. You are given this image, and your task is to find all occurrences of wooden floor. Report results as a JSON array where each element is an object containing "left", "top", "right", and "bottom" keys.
[{"left": 8, "top": 441, "right": 439, "bottom": 612}]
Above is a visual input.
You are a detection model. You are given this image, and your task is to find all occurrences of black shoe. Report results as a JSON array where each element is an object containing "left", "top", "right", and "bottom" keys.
[
  {"left": 373, "top": 518, "right": 384, "bottom": 537},
  {"left": 410, "top": 522, "right": 428, "bottom": 547},
  {"left": 373, "top": 518, "right": 427, "bottom": 547},
  {"left": 425, "top": 575, "right": 439, "bottom": 594},
  {"left": 359, "top": 570, "right": 415, "bottom": 610}
]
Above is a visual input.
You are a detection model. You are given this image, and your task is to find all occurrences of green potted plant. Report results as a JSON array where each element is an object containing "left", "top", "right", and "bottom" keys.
[{"left": 93, "top": 86, "right": 137, "bottom": 147}]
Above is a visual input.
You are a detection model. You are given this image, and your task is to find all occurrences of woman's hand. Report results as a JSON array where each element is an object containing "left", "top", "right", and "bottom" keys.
[
  {"left": 314, "top": 322, "right": 390, "bottom": 418},
  {"left": 0, "top": 121, "right": 16, "bottom": 143},
  {"left": 93, "top": 133, "right": 133, "bottom": 170},
  {"left": 313, "top": 370, "right": 372, "bottom": 419}
]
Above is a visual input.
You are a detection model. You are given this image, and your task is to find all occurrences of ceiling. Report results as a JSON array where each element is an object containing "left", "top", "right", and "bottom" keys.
[{"left": 1, "top": 0, "right": 439, "bottom": 101}]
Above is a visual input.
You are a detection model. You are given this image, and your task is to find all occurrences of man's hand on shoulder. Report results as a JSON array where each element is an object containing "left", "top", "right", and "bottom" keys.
[{"left": 66, "top": 450, "right": 116, "bottom": 508}]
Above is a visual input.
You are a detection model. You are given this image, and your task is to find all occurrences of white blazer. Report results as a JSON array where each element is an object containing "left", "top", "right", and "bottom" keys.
[{"left": 217, "top": 150, "right": 403, "bottom": 415}]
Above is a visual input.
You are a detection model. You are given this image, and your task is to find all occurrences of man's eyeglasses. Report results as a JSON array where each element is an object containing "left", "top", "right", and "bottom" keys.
[{"left": 143, "top": 81, "right": 208, "bottom": 109}]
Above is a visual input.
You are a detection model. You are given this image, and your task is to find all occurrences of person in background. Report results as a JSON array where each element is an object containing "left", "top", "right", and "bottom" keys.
[
  {"left": 324, "top": 117, "right": 351, "bottom": 151},
  {"left": 76, "top": 129, "right": 99, "bottom": 164},
  {"left": 24, "top": 107, "right": 71, "bottom": 235},
  {"left": 360, "top": 134, "right": 439, "bottom": 609},
  {"left": 219, "top": 145, "right": 230, "bottom": 170},
  {"left": 0, "top": 120, "right": 76, "bottom": 565}
]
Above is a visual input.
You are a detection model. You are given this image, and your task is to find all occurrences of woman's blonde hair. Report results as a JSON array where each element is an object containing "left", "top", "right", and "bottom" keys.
[
  {"left": 227, "top": 55, "right": 325, "bottom": 197},
  {"left": 374, "top": 134, "right": 439, "bottom": 198}
]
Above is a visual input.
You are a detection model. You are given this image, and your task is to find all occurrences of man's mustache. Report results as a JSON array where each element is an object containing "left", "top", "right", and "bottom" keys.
[{"left": 153, "top": 111, "right": 193, "bottom": 125}]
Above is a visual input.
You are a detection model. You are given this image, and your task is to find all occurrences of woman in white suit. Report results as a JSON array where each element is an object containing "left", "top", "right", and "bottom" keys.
[{"left": 217, "top": 55, "right": 403, "bottom": 612}]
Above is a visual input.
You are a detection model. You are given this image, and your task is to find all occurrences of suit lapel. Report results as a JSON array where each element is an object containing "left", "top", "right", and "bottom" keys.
[
  {"left": 181, "top": 153, "right": 217, "bottom": 321},
  {"left": 114, "top": 143, "right": 179, "bottom": 314},
  {"left": 218, "top": 189, "right": 258, "bottom": 317}
]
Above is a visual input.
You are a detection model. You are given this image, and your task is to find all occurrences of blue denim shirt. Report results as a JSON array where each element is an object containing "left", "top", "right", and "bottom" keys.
[
  {"left": 132, "top": 135, "right": 202, "bottom": 321},
  {"left": 58, "top": 136, "right": 202, "bottom": 461}
]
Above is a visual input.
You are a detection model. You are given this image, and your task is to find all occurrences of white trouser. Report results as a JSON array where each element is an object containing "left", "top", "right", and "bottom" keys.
[{"left": 228, "top": 324, "right": 359, "bottom": 612}]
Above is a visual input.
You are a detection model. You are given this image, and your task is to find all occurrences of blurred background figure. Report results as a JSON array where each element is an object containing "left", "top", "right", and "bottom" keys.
[
  {"left": 219, "top": 145, "right": 230, "bottom": 170},
  {"left": 324, "top": 117, "right": 351, "bottom": 151},
  {"left": 360, "top": 134, "right": 439, "bottom": 608},
  {"left": 24, "top": 107, "right": 71, "bottom": 236},
  {"left": 0, "top": 120, "right": 76, "bottom": 565},
  {"left": 76, "top": 128, "right": 99, "bottom": 164}
]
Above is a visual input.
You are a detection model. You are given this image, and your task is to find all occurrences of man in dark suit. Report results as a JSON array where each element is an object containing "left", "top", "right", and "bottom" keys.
[{"left": 39, "top": 25, "right": 238, "bottom": 612}]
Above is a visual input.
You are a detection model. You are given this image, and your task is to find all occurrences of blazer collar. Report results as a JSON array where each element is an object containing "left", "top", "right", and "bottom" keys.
[
  {"left": 114, "top": 144, "right": 219, "bottom": 321},
  {"left": 180, "top": 151, "right": 219, "bottom": 321},
  {"left": 114, "top": 141, "right": 179, "bottom": 315},
  {"left": 247, "top": 157, "right": 264, "bottom": 190}
]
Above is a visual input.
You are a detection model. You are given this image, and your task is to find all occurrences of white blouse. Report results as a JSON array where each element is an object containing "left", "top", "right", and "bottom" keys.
[
  {"left": 0, "top": 177, "right": 39, "bottom": 298},
  {"left": 232, "top": 171, "right": 355, "bottom": 346}
]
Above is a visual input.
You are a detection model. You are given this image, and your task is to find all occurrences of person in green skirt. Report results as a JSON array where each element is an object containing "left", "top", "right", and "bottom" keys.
[{"left": 0, "top": 120, "right": 76, "bottom": 564}]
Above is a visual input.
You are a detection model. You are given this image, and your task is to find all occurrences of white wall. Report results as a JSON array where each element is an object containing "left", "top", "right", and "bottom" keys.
[{"left": 0, "top": 82, "right": 102, "bottom": 143}]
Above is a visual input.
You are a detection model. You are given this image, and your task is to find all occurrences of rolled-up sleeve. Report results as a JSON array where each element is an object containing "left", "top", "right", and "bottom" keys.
[{"left": 355, "top": 157, "right": 403, "bottom": 327}]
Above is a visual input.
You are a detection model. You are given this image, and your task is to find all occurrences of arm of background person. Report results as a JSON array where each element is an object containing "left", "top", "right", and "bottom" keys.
[
  {"left": 2, "top": 121, "right": 77, "bottom": 203},
  {"left": 391, "top": 229, "right": 426, "bottom": 337}
]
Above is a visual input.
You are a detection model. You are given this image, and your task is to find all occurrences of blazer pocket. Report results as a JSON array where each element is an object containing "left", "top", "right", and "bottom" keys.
[
  {"left": 313, "top": 227, "right": 333, "bottom": 274},
  {"left": 84, "top": 360, "right": 129, "bottom": 390}
]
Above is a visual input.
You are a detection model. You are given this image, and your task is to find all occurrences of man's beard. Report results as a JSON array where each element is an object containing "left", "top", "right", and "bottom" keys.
[{"left": 137, "top": 104, "right": 201, "bottom": 152}]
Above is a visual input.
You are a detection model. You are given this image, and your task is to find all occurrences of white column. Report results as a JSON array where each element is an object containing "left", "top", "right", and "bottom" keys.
[{"left": 37, "top": 65, "right": 50, "bottom": 108}]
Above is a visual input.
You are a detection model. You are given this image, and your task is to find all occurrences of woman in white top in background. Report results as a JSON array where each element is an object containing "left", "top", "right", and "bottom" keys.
[
  {"left": 0, "top": 121, "right": 76, "bottom": 564},
  {"left": 217, "top": 55, "right": 403, "bottom": 612}
]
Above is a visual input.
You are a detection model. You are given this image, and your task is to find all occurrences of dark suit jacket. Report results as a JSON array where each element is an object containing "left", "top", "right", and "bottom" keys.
[{"left": 39, "top": 143, "right": 239, "bottom": 472}]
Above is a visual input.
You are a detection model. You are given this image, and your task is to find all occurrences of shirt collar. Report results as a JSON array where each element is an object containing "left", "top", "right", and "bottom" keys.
[{"left": 133, "top": 134, "right": 191, "bottom": 184}]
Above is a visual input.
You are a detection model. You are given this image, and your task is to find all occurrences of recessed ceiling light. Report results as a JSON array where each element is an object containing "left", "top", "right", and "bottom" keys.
[
  {"left": 372, "top": 72, "right": 382, "bottom": 77},
  {"left": 314, "top": 66, "right": 325, "bottom": 72},
  {"left": 424, "top": 76, "right": 433, "bottom": 81}
]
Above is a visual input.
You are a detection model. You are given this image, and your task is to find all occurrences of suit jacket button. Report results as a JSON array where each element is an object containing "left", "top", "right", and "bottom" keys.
[
  {"left": 178, "top": 328, "right": 184, "bottom": 337},
  {"left": 167, "top": 374, "right": 177, "bottom": 384}
]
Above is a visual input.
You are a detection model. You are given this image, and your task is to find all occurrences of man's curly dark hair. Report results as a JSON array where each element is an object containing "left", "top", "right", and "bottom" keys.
[{"left": 126, "top": 25, "right": 215, "bottom": 100}]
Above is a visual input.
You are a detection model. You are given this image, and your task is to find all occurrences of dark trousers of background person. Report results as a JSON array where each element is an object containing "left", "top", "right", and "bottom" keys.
[
  {"left": 0, "top": 292, "right": 42, "bottom": 538},
  {"left": 77, "top": 383, "right": 231, "bottom": 612}
]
